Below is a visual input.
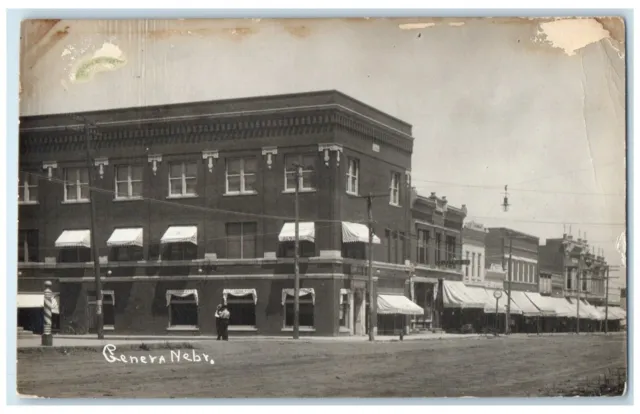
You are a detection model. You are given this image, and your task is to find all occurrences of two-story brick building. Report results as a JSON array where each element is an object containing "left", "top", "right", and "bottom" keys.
[
  {"left": 486, "top": 228, "right": 540, "bottom": 293},
  {"left": 538, "top": 233, "right": 607, "bottom": 331},
  {"left": 539, "top": 234, "right": 607, "bottom": 302},
  {"left": 18, "top": 90, "right": 420, "bottom": 337},
  {"left": 407, "top": 190, "right": 467, "bottom": 331}
]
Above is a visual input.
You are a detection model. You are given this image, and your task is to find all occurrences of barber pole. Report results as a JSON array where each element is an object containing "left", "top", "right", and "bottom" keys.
[{"left": 41, "top": 280, "right": 53, "bottom": 346}]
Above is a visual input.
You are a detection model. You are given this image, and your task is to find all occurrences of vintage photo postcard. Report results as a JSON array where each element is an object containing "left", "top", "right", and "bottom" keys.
[{"left": 16, "top": 17, "right": 627, "bottom": 399}]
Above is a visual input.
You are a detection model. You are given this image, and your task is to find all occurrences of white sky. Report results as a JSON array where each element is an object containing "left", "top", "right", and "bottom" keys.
[{"left": 19, "top": 18, "right": 627, "bottom": 299}]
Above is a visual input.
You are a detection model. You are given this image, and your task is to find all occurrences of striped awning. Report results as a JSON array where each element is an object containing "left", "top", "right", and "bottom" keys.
[
  {"left": 160, "top": 226, "right": 198, "bottom": 245},
  {"left": 165, "top": 289, "right": 199, "bottom": 306},
  {"left": 377, "top": 294, "right": 424, "bottom": 315},
  {"left": 342, "top": 222, "right": 381, "bottom": 244},
  {"left": 107, "top": 228, "right": 143, "bottom": 247},
  {"left": 17, "top": 293, "right": 59, "bottom": 314},
  {"left": 281, "top": 288, "right": 316, "bottom": 305},
  {"left": 223, "top": 289, "right": 257, "bottom": 304},
  {"left": 278, "top": 222, "right": 315, "bottom": 243},
  {"left": 55, "top": 230, "right": 91, "bottom": 248}
]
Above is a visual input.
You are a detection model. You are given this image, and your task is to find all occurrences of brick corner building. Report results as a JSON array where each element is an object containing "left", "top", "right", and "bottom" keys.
[{"left": 18, "top": 90, "right": 418, "bottom": 337}]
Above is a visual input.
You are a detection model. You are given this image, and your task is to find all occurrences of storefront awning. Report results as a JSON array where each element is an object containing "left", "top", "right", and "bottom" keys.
[
  {"left": 278, "top": 222, "right": 315, "bottom": 243},
  {"left": 579, "top": 299, "right": 603, "bottom": 320},
  {"left": 107, "top": 227, "right": 144, "bottom": 247},
  {"left": 341, "top": 222, "right": 381, "bottom": 244},
  {"left": 509, "top": 291, "right": 542, "bottom": 317},
  {"left": 567, "top": 298, "right": 593, "bottom": 319},
  {"left": 600, "top": 306, "right": 626, "bottom": 320},
  {"left": 281, "top": 288, "right": 316, "bottom": 305},
  {"left": 222, "top": 289, "right": 257, "bottom": 304},
  {"left": 17, "top": 293, "right": 59, "bottom": 314},
  {"left": 165, "top": 289, "right": 199, "bottom": 306},
  {"left": 377, "top": 294, "right": 424, "bottom": 315},
  {"left": 479, "top": 288, "right": 523, "bottom": 315},
  {"left": 613, "top": 307, "right": 627, "bottom": 320},
  {"left": 160, "top": 226, "right": 198, "bottom": 245},
  {"left": 442, "top": 281, "right": 485, "bottom": 309},
  {"left": 545, "top": 297, "right": 575, "bottom": 318},
  {"left": 524, "top": 292, "right": 557, "bottom": 317},
  {"left": 55, "top": 229, "right": 91, "bottom": 248}
]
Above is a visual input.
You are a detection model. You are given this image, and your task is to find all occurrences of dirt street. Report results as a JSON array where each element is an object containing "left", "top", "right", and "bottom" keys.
[{"left": 17, "top": 334, "right": 626, "bottom": 398}]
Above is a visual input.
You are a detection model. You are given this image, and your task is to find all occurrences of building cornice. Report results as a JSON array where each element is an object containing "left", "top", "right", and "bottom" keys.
[{"left": 20, "top": 105, "right": 414, "bottom": 155}]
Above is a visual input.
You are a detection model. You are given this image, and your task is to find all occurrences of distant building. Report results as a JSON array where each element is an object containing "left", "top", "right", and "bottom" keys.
[
  {"left": 462, "top": 221, "right": 488, "bottom": 283},
  {"left": 409, "top": 190, "right": 467, "bottom": 331},
  {"left": 485, "top": 228, "right": 540, "bottom": 293},
  {"left": 538, "top": 233, "right": 607, "bottom": 305}
]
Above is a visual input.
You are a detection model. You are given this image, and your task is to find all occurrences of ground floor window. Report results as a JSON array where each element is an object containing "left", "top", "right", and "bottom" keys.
[
  {"left": 339, "top": 289, "right": 351, "bottom": 329},
  {"left": 283, "top": 289, "right": 315, "bottom": 328},
  {"left": 166, "top": 290, "right": 199, "bottom": 327},
  {"left": 224, "top": 290, "right": 257, "bottom": 327}
]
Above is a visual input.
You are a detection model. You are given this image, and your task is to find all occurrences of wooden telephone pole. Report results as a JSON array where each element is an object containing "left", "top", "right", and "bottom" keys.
[
  {"left": 81, "top": 118, "right": 104, "bottom": 339},
  {"left": 576, "top": 261, "right": 581, "bottom": 335},
  {"left": 505, "top": 235, "right": 513, "bottom": 335},
  {"left": 293, "top": 165, "right": 302, "bottom": 339},
  {"left": 604, "top": 265, "right": 610, "bottom": 334},
  {"left": 361, "top": 192, "right": 389, "bottom": 341},
  {"left": 367, "top": 194, "right": 375, "bottom": 342}
]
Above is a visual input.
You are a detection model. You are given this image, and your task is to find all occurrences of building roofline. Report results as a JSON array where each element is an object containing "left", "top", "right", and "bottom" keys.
[
  {"left": 412, "top": 192, "right": 467, "bottom": 216},
  {"left": 19, "top": 90, "right": 413, "bottom": 138},
  {"left": 487, "top": 227, "right": 540, "bottom": 241}
]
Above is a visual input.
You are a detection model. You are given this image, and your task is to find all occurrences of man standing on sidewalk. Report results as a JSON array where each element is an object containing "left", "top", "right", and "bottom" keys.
[
  {"left": 215, "top": 304, "right": 223, "bottom": 340},
  {"left": 219, "top": 305, "right": 231, "bottom": 341}
]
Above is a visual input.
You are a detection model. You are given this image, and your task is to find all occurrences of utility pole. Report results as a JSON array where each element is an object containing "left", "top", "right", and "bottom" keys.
[
  {"left": 367, "top": 193, "right": 375, "bottom": 342},
  {"left": 505, "top": 236, "right": 513, "bottom": 335},
  {"left": 604, "top": 265, "right": 610, "bottom": 334},
  {"left": 576, "top": 257, "right": 582, "bottom": 335},
  {"left": 293, "top": 164, "right": 302, "bottom": 340},
  {"left": 83, "top": 120, "right": 104, "bottom": 339}
]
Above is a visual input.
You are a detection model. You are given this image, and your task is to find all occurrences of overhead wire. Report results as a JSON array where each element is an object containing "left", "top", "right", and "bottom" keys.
[{"left": 19, "top": 170, "right": 627, "bottom": 228}]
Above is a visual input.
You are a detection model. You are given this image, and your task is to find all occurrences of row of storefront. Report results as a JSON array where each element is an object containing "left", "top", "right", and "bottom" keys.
[{"left": 437, "top": 280, "right": 626, "bottom": 334}]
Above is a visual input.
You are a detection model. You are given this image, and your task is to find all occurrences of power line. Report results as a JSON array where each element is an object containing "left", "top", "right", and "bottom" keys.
[
  {"left": 410, "top": 179, "right": 624, "bottom": 197},
  {"left": 20, "top": 170, "right": 627, "bottom": 228},
  {"left": 409, "top": 158, "right": 623, "bottom": 196},
  {"left": 20, "top": 171, "right": 358, "bottom": 225}
]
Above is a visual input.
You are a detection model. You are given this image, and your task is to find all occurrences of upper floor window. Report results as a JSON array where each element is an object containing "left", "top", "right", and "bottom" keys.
[
  {"left": 417, "top": 229, "right": 429, "bottom": 265},
  {"left": 64, "top": 167, "right": 89, "bottom": 202},
  {"left": 346, "top": 159, "right": 359, "bottom": 195},
  {"left": 18, "top": 172, "right": 38, "bottom": 204},
  {"left": 472, "top": 252, "right": 476, "bottom": 278},
  {"left": 226, "top": 222, "right": 257, "bottom": 259},
  {"left": 389, "top": 172, "right": 401, "bottom": 206},
  {"left": 169, "top": 162, "right": 197, "bottom": 197},
  {"left": 478, "top": 253, "right": 483, "bottom": 280},
  {"left": 226, "top": 158, "right": 257, "bottom": 195},
  {"left": 465, "top": 251, "right": 470, "bottom": 279},
  {"left": 284, "top": 154, "right": 316, "bottom": 192},
  {"left": 115, "top": 165, "right": 143, "bottom": 199},
  {"left": 18, "top": 229, "right": 39, "bottom": 263}
]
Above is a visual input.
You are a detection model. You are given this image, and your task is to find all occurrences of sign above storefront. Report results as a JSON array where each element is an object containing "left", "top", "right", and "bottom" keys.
[{"left": 437, "top": 260, "right": 470, "bottom": 266}]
